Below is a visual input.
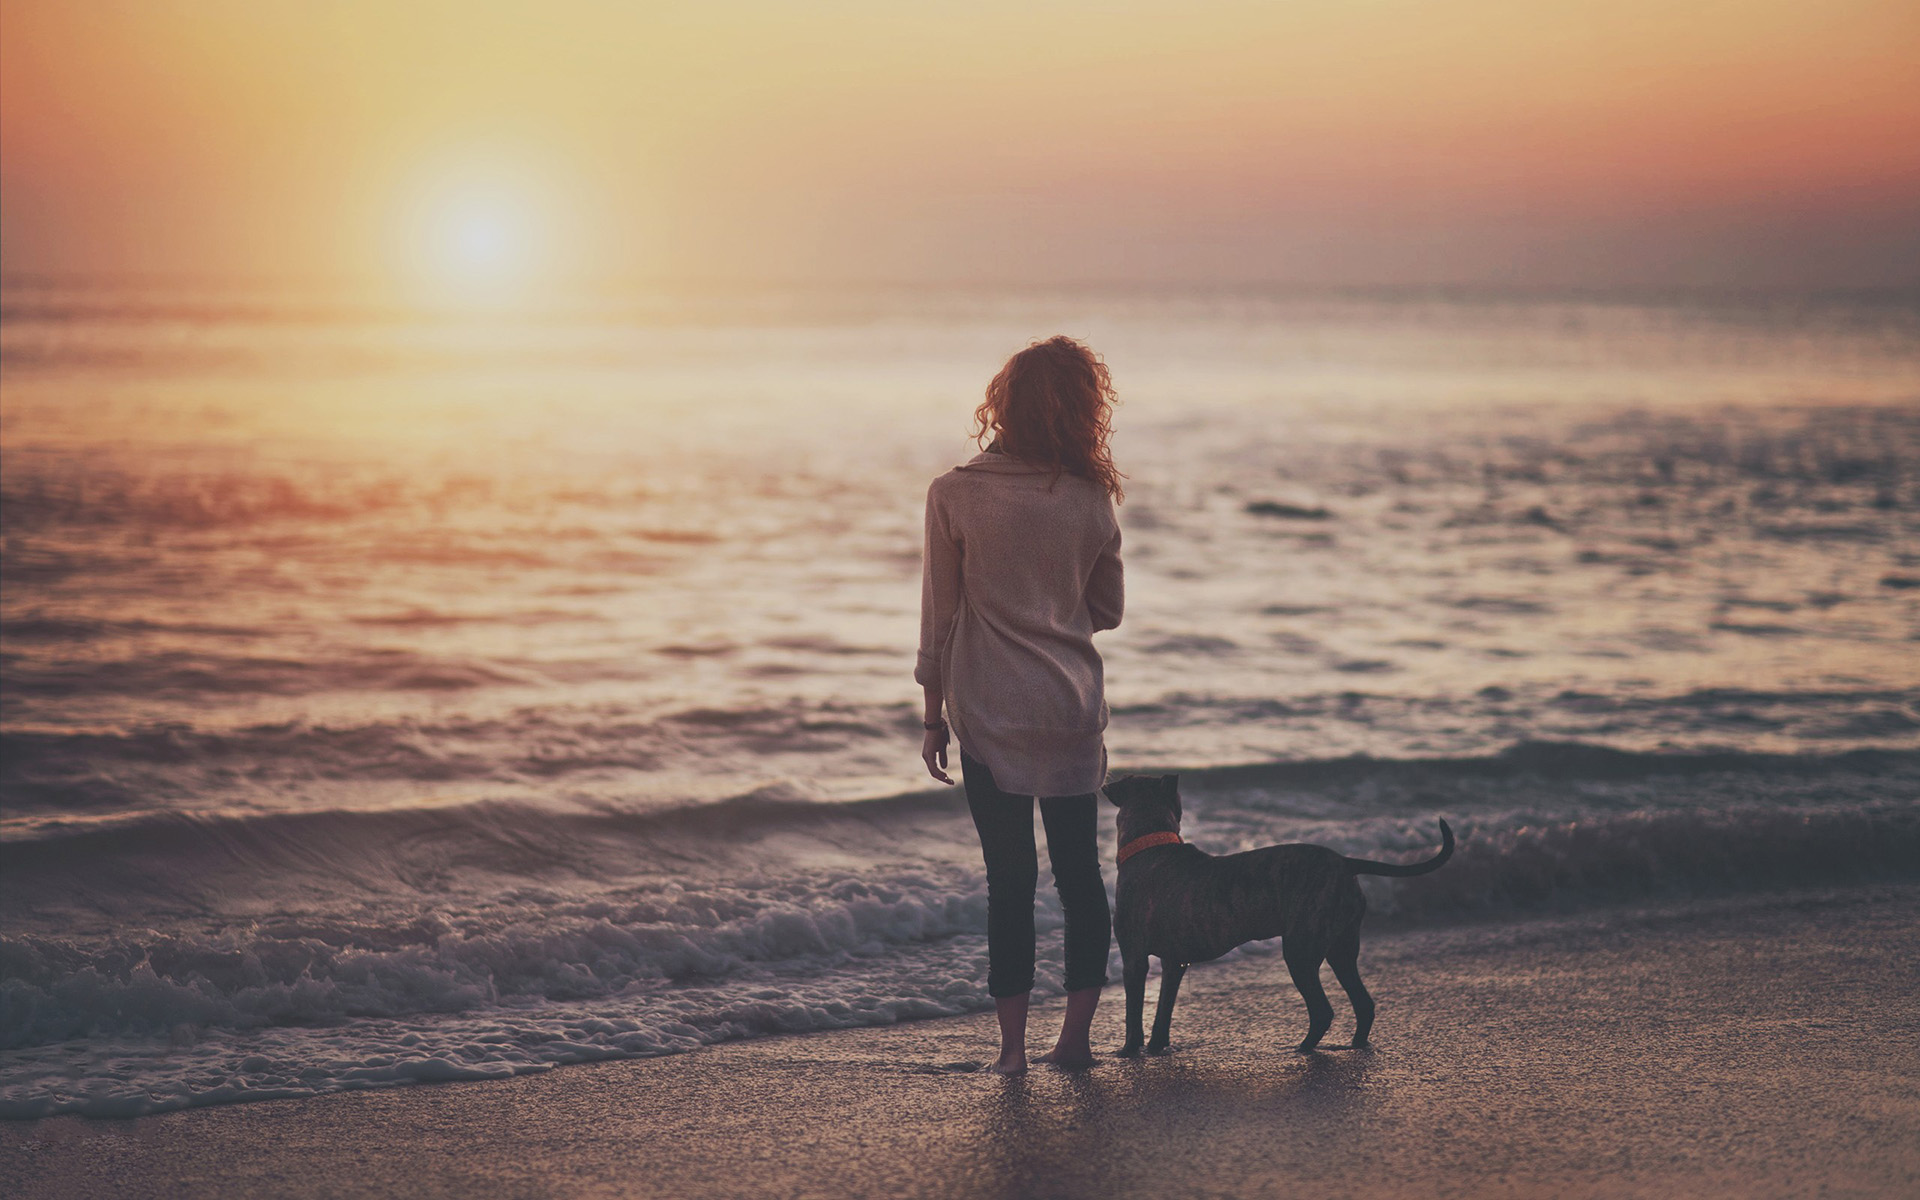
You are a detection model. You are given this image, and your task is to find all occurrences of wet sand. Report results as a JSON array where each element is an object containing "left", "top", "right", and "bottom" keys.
[{"left": 4, "top": 885, "right": 1917, "bottom": 1199}]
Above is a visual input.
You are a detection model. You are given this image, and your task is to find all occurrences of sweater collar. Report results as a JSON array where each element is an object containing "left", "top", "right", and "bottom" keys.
[{"left": 957, "top": 449, "right": 1052, "bottom": 475}]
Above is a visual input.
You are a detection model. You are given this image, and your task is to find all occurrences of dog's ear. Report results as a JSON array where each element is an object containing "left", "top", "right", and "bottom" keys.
[{"left": 1102, "top": 775, "right": 1131, "bottom": 805}]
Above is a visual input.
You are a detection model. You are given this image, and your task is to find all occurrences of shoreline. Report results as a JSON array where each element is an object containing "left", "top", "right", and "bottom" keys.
[{"left": 5, "top": 884, "right": 1918, "bottom": 1199}]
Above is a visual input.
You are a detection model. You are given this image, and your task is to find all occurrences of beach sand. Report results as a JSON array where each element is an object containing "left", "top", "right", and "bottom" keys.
[{"left": 4, "top": 884, "right": 1917, "bottom": 1199}]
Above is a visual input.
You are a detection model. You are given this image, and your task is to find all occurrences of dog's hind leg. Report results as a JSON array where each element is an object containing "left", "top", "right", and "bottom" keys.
[
  {"left": 1146, "top": 962, "right": 1185, "bottom": 1054},
  {"left": 1282, "top": 939, "right": 1334, "bottom": 1052},
  {"left": 1326, "top": 930, "right": 1374, "bottom": 1048},
  {"left": 1118, "top": 953, "right": 1150, "bottom": 1056}
]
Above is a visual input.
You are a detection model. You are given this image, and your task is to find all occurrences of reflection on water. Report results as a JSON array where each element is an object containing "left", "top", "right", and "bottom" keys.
[
  {"left": 943, "top": 1048, "right": 1375, "bottom": 1199},
  {"left": 4, "top": 286, "right": 1917, "bottom": 822}
]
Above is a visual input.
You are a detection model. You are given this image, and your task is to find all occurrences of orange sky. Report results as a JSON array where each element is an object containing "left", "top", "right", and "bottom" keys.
[{"left": 3, "top": 0, "right": 1917, "bottom": 289}]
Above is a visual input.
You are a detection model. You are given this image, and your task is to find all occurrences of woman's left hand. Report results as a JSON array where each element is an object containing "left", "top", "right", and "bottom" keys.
[{"left": 922, "top": 725, "right": 954, "bottom": 785}]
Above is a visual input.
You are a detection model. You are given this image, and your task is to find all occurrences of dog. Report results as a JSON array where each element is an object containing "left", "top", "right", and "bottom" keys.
[{"left": 1104, "top": 773, "right": 1453, "bottom": 1055}]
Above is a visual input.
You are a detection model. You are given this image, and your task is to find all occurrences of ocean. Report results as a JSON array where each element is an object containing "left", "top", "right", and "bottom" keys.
[{"left": 2, "top": 282, "right": 1917, "bottom": 1117}]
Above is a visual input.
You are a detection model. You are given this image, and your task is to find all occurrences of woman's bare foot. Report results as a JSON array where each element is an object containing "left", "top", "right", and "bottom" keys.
[
  {"left": 988, "top": 993, "right": 1030, "bottom": 1075},
  {"left": 1034, "top": 1046, "right": 1096, "bottom": 1069},
  {"left": 1033, "top": 985, "right": 1103, "bottom": 1068}
]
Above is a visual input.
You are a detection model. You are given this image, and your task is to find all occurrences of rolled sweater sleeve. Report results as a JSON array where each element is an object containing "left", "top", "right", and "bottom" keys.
[
  {"left": 1086, "top": 523, "right": 1124, "bottom": 632},
  {"left": 915, "top": 482, "right": 961, "bottom": 689}
]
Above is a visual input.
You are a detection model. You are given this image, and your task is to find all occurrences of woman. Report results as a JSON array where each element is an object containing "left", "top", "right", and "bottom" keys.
[{"left": 916, "top": 335, "right": 1125, "bottom": 1073}]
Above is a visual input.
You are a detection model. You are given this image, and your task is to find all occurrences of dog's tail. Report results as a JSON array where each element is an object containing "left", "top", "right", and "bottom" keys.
[{"left": 1344, "top": 819, "right": 1453, "bottom": 877}]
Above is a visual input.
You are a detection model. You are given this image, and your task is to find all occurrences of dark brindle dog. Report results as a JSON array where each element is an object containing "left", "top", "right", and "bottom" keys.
[{"left": 1105, "top": 774, "right": 1453, "bottom": 1055}]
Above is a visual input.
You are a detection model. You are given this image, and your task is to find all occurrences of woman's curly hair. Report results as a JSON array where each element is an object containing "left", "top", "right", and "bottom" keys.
[{"left": 973, "top": 335, "right": 1124, "bottom": 502}]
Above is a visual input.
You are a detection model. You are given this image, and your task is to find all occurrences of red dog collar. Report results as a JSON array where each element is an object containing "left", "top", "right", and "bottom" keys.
[{"left": 1117, "top": 831, "right": 1183, "bottom": 866}]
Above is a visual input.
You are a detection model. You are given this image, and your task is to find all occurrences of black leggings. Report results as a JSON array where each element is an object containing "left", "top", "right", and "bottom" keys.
[{"left": 961, "top": 752, "right": 1112, "bottom": 998}]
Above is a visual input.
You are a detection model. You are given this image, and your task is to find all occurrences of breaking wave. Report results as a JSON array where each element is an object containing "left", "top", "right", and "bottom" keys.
[{"left": 2, "top": 744, "right": 1915, "bottom": 1117}]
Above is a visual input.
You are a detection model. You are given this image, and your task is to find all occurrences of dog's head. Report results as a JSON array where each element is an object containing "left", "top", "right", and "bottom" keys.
[{"left": 1102, "top": 773, "right": 1182, "bottom": 844}]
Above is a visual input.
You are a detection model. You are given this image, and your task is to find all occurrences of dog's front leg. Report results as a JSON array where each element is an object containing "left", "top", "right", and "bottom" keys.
[
  {"left": 1117, "top": 952, "right": 1149, "bottom": 1056},
  {"left": 1147, "top": 961, "right": 1185, "bottom": 1053}
]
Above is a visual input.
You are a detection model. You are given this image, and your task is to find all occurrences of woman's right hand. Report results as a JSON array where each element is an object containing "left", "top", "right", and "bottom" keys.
[{"left": 922, "top": 724, "right": 954, "bottom": 785}]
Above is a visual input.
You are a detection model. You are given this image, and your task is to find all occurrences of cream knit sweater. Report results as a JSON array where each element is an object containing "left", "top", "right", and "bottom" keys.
[{"left": 916, "top": 450, "right": 1124, "bottom": 797}]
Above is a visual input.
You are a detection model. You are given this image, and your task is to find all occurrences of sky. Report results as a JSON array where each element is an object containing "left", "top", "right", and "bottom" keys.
[{"left": 2, "top": 0, "right": 1918, "bottom": 292}]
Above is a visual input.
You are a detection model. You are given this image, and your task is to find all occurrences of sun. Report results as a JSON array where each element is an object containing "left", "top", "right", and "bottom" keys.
[
  {"left": 393, "top": 157, "right": 562, "bottom": 305},
  {"left": 431, "top": 192, "right": 532, "bottom": 287}
]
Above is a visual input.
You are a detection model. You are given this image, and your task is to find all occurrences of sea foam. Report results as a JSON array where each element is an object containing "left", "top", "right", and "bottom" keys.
[{"left": 3, "top": 746, "right": 1915, "bottom": 1117}]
